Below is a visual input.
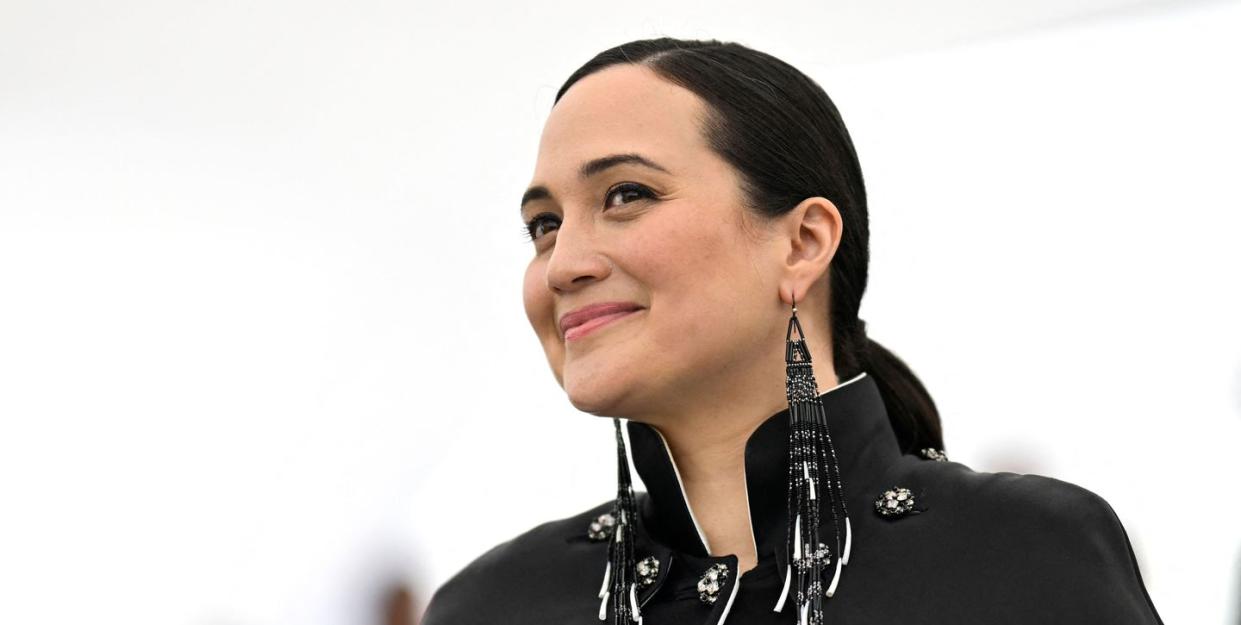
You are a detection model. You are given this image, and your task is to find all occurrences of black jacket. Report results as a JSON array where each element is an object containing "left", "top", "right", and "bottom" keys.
[{"left": 422, "top": 372, "right": 1164, "bottom": 624}]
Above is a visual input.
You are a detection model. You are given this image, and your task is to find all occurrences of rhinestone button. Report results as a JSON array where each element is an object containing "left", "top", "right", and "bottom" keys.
[
  {"left": 636, "top": 555, "right": 660, "bottom": 588},
  {"left": 919, "top": 447, "right": 949, "bottom": 462},
  {"left": 874, "top": 486, "right": 916, "bottom": 517},
  {"left": 696, "top": 563, "right": 730, "bottom": 604},
  {"left": 587, "top": 512, "right": 616, "bottom": 541}
]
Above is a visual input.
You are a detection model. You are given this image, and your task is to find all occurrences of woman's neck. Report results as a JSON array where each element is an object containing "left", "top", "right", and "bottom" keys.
[
  {"left": 657, "top": 414, "right": 759, "bottom": 571},
  {"left": 649, "top": 360, "right": 838, "bottom": 573}
]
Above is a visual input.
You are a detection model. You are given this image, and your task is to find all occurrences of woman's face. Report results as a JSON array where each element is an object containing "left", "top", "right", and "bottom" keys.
[{"left": 520, "top": 64, "right": 832, "bottom": 419}]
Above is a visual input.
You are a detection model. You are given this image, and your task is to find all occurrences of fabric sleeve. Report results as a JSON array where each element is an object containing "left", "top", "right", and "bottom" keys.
[
  {"left": 1053, "top": 486, "right": 1165, "bottom": 624},
  {"left": 419, "top": 539, "right": 513, "bottom": 625}
]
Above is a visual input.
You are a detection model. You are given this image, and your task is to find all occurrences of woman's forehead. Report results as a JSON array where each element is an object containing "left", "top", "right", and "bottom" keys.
[{"left": 537, "top": 66, "right": 708, "bottom": 164}]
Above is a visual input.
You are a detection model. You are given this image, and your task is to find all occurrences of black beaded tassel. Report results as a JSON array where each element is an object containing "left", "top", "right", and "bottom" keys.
[
  {"left": 773, "top": 294, "right": 853, "bottom": 625},
  {"left": 598, "top": 417, "right": 642, "bottom": 624}
]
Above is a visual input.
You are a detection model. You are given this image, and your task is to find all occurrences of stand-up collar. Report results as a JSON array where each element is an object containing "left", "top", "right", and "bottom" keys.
[{"left": 626, "top": 371, "right": 900, "bottom": 565}]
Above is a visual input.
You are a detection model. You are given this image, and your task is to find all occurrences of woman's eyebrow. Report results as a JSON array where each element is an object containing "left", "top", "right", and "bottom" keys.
[{"left": 520, "top": 153, "right": 671, "bottom": 212}]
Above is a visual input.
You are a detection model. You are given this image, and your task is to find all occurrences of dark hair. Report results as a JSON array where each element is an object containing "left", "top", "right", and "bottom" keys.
[{"left": 554, "top": 37, "right": 944, "bottom": 453}]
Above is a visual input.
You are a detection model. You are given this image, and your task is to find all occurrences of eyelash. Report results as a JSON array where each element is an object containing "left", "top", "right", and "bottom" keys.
[{"left": 521, "top": 182, "right": 657, "bottom": 243}]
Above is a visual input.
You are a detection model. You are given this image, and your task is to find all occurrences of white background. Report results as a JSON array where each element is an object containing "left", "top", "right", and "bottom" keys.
[{"left": 1, "top": 1, "right": 1238, "bottom": 624}]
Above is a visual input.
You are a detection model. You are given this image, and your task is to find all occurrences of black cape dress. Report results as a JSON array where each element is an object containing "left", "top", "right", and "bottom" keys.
[{"left": 421, "top": 371, "right": 1165, "bottom": 624}]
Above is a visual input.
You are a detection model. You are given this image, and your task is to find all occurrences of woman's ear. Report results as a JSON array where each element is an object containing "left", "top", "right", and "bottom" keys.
[{"left": 778, "top": 196, "right": 843, "bottom": 306}]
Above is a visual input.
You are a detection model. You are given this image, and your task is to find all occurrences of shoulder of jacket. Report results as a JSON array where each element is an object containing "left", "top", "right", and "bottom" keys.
[
  {"left": 891, "top": 450, "right": 1109, "bottom": 518},
  {"left": 881, "top": 457, "right": 1163, "bottom": 621},
  {"left": 420, "top": 498, "right": 614, "bottom": 625},
  {"left": 882, "top": 452, "right": 1135, "bottom": 549},
  {"left": 900, "top": 459, "right": 1148, "bottom": 570}
]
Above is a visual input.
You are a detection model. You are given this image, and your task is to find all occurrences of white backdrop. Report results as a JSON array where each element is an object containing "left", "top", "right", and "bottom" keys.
[{"left": 1, "top": 1, "right": 1237, "bottom": 624}]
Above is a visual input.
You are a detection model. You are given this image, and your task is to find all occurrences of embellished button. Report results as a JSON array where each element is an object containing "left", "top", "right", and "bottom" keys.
[
  {"left": 636, "top": 555, "right": 660, "bottom": 588},
  {"left": 874, "top": 486, "right": 916, "bottom": 517},
  {"left": 696, "top": 563, "right": 730, "bottom": 604},
  {"left": 587, "top": 512, "right": 616, "bottom": 541},
  {"left": 920, "top": 447, "right": 949, "bottom": 462}
]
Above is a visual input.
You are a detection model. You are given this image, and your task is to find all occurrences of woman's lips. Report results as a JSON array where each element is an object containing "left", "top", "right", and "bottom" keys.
[{"left": 564, "top": 308, "right": 642, "bottom": 341}]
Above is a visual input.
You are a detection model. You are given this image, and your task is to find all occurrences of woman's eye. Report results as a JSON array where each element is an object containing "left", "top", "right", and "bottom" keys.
[
  {"left": 522, "top": 213, "right": 560, "bottom": 242},
  {"left": 605, "top": 182, "right": 656, "bottom": 209},
  {"left": 522, "top": 183, "right": 656, "bottom": 244}
]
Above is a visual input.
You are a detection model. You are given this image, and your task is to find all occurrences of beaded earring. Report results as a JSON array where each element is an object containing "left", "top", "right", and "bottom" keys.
[
  {"left": 773, "top": 290, "right": 853, "bottom": 624},
  {"left": 598, "top": 417, "right": 642, "bottom": 624}
]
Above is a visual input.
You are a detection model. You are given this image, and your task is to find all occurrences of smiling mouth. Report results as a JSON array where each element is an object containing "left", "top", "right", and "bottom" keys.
[{"left": 564, "top": 309, "right": 642, "bottom": 341}]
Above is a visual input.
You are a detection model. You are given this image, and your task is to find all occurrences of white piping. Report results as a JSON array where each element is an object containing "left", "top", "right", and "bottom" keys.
[
  {"left": 652, "top": 427, "right": 712, "bottom": 554},
  {"left": 716, "top": 575, "right": 742, "bottom": 625},
  {"left": 829, "top": 370, "right": 868, "bottom": 393},
  {"left": 740, "top": 450, "right": 758, "bottom": 567}
]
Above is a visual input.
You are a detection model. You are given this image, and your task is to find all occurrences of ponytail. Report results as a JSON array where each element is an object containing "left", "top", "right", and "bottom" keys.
[{"left": 859, "top": 336, "right": 944, "bottom": 454}]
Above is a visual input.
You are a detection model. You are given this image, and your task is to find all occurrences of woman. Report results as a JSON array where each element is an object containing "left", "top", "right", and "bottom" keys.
[{"left": 422, "top": 37, "right": 1164, "bottom": 625}]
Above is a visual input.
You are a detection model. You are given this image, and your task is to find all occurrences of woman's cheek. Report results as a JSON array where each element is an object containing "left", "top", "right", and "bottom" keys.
[{"left": 522, "top": 261, "right": 554, "bottom": 337}]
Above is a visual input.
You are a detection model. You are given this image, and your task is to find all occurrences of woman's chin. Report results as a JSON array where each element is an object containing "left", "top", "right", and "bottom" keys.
[{"left": 562, "top": 371, "right": 635, "bottom": 417}]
